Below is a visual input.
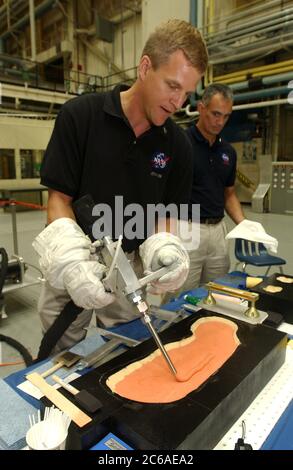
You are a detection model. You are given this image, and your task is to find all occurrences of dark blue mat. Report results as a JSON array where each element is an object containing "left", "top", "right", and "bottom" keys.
[{"left": 261, "top": 399, "right": 293, "bottom": 450}]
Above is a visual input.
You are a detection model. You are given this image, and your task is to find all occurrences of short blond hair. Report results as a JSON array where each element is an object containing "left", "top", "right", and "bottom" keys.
[{"left": 142, "top": 19, "right": 208, "bottom": 74}]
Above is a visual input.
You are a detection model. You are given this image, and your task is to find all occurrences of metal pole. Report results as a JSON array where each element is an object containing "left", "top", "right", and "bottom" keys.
[
  {"left": 120, "top": 0, "right": 124, "bottom": 72},
  {"left": 10, "top": 202, "right": 19, "bottom": 256},
  {"left": 142, "top": 313, "right": 177, "bottom": 377},
  {"left": 29, "top": 0, "right": 36, "bottom": 61}
]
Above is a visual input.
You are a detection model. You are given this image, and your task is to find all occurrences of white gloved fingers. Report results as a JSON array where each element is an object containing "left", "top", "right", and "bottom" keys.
[
  {"left": 33, "top": 217, "right": 92, "bottom": 290},
  {"left": 139, "top": 232, "right": 190, "bottom": 294},
  {"left": 150, "top": 264, "right": 189, "bottom": 293},
  {"left": 139, "top": 232, "right": 181, "bottom": 271},
  {"left": 157, "top": 264, "right": 185, "bottom": 283},
  {"left": 33, "top": 218, "right": 116, "bottom": 309},
  {"left": 33, "top": 217, "right": 91, "bottom": 255},
  {"left": 140, "top": 232, "right": 188, "bottom": 270},
  {"left": 147, "top": 284, "right": 166, "bottom": 295},
  {"left": 155, "top": 245, "right": 179, "bottom": 268},
  {"left": 64, "top": 261, "right": 115, "bottom": 310},
  {"left": 155, "top": 245, "right": 189, "bottom": 283}
]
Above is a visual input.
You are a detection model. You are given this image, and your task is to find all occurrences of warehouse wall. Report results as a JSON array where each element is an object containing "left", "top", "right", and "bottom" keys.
[
  {"left": 0, "top": 118, "right": 54, "bottom": 188},
  {"left": 142, "top": 0, "right": 190, "bottom": 45},
  {"left": 85, "top": 0, "right": 190, "bottom": 83},
  {"left": 85, "top": 13, "right": 142, "bottom": 85}
]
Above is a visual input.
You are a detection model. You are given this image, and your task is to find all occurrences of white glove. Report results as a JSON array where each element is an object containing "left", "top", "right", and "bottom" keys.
[
  {"left": 63, "top": 260, "right": 115, "bottom": 310},
  {"left": 225, "top": 219, "right": 278, "bottom": 253},
  {"left": 32, "top": 218, "right": 115, "bottom": 309},
  {"left": 139, "top": 232, "right": 190, "bottom": 294}
]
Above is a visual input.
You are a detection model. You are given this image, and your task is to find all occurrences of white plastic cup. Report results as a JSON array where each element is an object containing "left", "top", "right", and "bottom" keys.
[{"left": 26, "top": 421, "right": 68, "bottom": 450}]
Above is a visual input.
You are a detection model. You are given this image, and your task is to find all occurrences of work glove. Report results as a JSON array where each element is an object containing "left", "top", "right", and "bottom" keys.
[
  {"left": 139, "top": 232, "right": 190, "bottom": 294},
  {"left": 225, "top": 219, "right": 278, "bottom": 253},
  {"left": 32, "top": 218, "right": 115, "bottom": 310}
]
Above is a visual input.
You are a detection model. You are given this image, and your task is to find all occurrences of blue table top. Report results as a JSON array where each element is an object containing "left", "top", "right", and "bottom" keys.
[{"left": 3, "top": 271, "right": 292, "bottom": 450}]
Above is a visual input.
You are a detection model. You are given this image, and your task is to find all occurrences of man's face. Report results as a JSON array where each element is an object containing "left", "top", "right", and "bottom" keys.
[
  {"left": 198, "top": 94, "right": 232, "bottom": 136},
  {"left": 139, "top": 50, "right": 202, "bottom": 127}
]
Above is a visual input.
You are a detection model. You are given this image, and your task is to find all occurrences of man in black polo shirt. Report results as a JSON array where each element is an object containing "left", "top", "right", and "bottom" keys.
[
  {"left": 182, "top": 84, "right": 245, "bottom": 290},
  {"left": 32, "top": 19, "right": 208, "bottom": 351}
]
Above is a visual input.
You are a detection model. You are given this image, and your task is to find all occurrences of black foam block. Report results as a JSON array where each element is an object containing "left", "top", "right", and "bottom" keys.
[
  {"left": 43, "top": 310, "right": 287, "bottom": 449},
  {"left": 75, "top": 390, "right": 102, "bottom": 413},
  {"left": 252, "top": 273, "right": 293, "bottom": 324}
]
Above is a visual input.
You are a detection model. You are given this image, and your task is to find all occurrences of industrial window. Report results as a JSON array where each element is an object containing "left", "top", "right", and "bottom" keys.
[{"left": 20, "top": 149, "right": 44, "bottom": 179}]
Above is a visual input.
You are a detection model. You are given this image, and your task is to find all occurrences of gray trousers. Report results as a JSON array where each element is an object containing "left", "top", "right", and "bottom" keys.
[
  {"left": 38, "top": 251, "right": 144, "bottom": 352},
  {"left": 163, "top": 219, "right": 230, "bottom": 302}
]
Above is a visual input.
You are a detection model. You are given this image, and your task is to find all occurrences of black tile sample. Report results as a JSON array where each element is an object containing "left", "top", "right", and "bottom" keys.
[{"left": 252, "top": 273, "right": 293, "bottom": 324}]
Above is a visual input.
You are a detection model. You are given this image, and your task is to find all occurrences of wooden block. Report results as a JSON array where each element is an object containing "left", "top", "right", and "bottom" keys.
[{"left": 26, "top": 372, "right": 92, "bottom": 428}]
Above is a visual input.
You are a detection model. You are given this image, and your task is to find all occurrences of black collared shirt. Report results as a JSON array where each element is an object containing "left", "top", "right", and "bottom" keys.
[
  {"left": 186, "top": 124, "right": 237, "bottom": 219},
  {"left": 41, "top": 85, "right": 193, "bottom": 251}
]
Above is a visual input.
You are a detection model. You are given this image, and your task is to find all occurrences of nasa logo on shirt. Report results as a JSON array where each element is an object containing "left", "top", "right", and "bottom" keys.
[
  {"left": 221, "top": 153, "right": 230, "bottom": 165},
  {"left": 150, "top": 151, "right": 171, "bottom": 178}
]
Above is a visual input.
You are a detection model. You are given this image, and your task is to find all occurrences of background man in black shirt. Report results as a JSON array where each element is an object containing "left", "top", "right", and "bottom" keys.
[
  {"left": 181, "top": 84, "right": 245, "bottom": 291},
  {"left": 33, "top": 19, "right": 208, "bottom": 351}
]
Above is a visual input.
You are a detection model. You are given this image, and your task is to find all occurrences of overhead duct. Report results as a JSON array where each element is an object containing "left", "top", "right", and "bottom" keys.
[
  {"left": 210, "top": 35, "right": 293, "bottom": 65},
  {"left": 185, "top": 98, "right": 289, "bottom": 118},
  {"left": 204, "top": 0, "right": 290, "bottom": 34},
  {"left": 233, "top": 85, "right": 290, "bottom": 102},
  {"left": 189, "top": 71, "right": 293, "bottom": 107},
  {"left": 215, "top": 59, "right": 293, "bottom": 83},
  {"left": 204, "top": 0, "right": 293, "bottom": 65},
  {"left": 229, "top": 72, "right": 293, "bottom": 94},
  {"left": 95, "top": 15, "right": 114, "bottom": 43},
  {"left": 207, "top": 8, "right": 293, "bottom": 48}
]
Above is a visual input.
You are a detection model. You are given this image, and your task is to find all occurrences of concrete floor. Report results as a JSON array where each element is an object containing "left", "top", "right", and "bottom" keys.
[
  {"left": 0, "top": 205, "right": 293, "bottom": 378},
  {"left": 0, "top": 209, "right": 46, "bottom": 377}
]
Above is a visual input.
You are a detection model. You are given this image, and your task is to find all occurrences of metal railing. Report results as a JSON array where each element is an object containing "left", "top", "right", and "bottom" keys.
[{"left": 0, "top": 53, "right": 103, "bottom": 95}]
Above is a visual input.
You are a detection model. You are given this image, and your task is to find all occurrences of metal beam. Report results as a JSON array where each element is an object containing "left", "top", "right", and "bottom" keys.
[
  {"left": 0, "top": 0, "right": 56, "bottom": 40},
  {"left": 29, "top": 0, "right": 36, "bottom": 61},
  {"left": 1, "top": 82, "right": 75, "bottom": 105}
]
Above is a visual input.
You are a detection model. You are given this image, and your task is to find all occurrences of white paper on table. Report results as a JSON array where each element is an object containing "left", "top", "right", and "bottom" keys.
[{"left": 17, "top": 372, "right": 81, "bottom": 400}]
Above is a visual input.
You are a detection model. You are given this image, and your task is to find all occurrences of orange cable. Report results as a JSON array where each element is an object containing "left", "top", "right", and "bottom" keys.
[
  {"left": 0, "top": 199, "right": 47, "bottom": 210},
  {"left": 0, "top": 360, "right": 25, "bottom": 367}
]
